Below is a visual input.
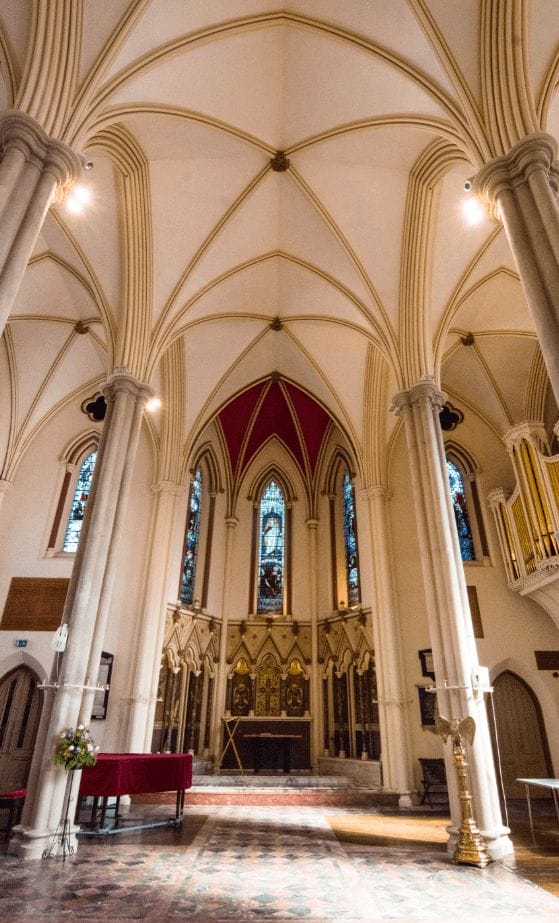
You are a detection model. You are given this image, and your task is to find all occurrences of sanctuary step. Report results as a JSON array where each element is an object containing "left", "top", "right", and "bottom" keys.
[{"left": 134, "top": 772, "right": 399, "bottom": 807}]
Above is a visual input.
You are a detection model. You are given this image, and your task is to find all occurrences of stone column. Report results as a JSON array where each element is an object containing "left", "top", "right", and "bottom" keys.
[
  {"left": 125, "top": 480, "right": 185, "bottom": 753},
  {"left": 474, "top": 134, "right": 559, "bottom": 405},
  {"left": 211, "top": 516, "right": 238, "bottom": 761},
  {"left": 362, "top": 486, "right": 413, "bottom": 807},
  {"left": 9, "top": 373, "right": 152, "bottom": 860},
  {"left": 392, "top": 378, "right": 513, "bottom": 859},
  {"left": 306, "top": 518, "right": 322, "bottom": 766},
  {"left": 0, "top": 112, "right": 81, "bottom": 335}
]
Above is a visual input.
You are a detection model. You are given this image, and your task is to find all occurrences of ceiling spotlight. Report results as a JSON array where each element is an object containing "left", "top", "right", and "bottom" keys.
[
  {"left": 83, "top": 161, "right": 94, "bottom": 171},
  {"left": 464, "top": 178, "right": 473, "bottom": 192}
]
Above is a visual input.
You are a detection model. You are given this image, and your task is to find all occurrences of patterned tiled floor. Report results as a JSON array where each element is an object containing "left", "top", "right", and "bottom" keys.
[{"left": 1, "top": 804, "right": 558, "bottom": 921}]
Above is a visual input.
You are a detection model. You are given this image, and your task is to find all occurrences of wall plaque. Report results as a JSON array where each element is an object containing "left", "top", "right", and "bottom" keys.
[
  {"left": 1, "top": 577, "right": 69, "bottom": 631},
  {"left": 534, "top": 650, "right": 559, "bottom": 670}
]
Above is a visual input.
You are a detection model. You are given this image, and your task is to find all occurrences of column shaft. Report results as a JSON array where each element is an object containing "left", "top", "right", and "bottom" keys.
[
  {"left": 392, "top": 379, "right": 512, "bottom": 860},
  {"left": 125, "top": 481, "right": 184, "bottom": 752},
  {"left": 0, "top": 111, "right": 81, "bottom": 336},
  {"left": 475, "top": 134, "right": 559, "bottom": 404},
  {"left": 9, "top": 374, "right": 151, "bottom": 860},
  {"left": 363, "top": 486, "right": 413, "bottom": 806},
  {"left": 306, "top": 518, "right": 322, "bottom": 765},
  {"left": 211, "top": 517, "right": 238, "bottom": 758}
]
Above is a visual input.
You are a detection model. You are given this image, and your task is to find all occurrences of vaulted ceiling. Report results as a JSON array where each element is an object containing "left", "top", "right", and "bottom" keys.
[{"left": 0, "top": 1, "right": 558, "bottom": 487}]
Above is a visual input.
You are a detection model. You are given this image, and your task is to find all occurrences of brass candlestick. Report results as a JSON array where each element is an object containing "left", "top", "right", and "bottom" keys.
[{"left": 433, "top": 715, "right": 492, "bottom": 868}]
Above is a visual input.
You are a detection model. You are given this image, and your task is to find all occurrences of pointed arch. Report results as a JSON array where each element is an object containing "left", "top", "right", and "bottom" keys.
[
  {"left": 247, "top": 466, "right": 295, "bottom": 618},
  {"left": 179, "top": 443, "right": 225, "bottom": 610},
  {"left": 324, "top": 447, "right": 361, "bottom": 610},
  {"left": 444, "top": 440, "right": 490, "bottom": 562},
  {"left": 46, "top": 429, "right": 101, "bottom": 555}
]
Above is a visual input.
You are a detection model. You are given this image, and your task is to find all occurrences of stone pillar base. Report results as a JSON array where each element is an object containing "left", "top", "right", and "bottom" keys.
[
  {"left": 445, "top": 822, "right": 513, "bottom": 861},
  {"left": 8, "top": 822, "right": 77, "bottom": 861}
]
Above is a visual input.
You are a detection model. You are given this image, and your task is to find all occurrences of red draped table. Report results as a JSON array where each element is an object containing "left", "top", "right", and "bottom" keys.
[{"left": 78, "top": 753, "right": 193, "bottom": 834}]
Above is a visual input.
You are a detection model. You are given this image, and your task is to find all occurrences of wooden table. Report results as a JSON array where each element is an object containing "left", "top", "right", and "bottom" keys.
[
  {"left": 244, "top": 733, "right": 302, "bottom": 774},
  {"left": 517, "top": 778, "right": 559, "bottom": 844}
]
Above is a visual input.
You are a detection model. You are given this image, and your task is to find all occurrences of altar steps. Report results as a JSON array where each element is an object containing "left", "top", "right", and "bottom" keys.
[{"left": 135, "top": 773, "right": 399, "bottom": 808}]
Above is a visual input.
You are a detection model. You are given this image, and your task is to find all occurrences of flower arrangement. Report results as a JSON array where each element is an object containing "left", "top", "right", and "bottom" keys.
[{"left": 54, "top": 725, "right": 99, "bottom": 771}]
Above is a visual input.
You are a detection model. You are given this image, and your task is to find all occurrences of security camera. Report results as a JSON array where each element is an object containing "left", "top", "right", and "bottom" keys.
[{"left": 464, "top": 178, "right": 473, "bottom": 192}]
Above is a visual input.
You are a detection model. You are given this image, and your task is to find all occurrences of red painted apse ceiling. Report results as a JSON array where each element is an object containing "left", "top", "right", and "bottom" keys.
[{"left": 217, "top": 378, "right": 332, "bottom": 485}]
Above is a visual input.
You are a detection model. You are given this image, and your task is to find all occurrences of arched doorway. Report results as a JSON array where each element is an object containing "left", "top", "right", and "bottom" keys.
[
  {"left": 0, "top": 665, "right": 42, "bottom": 791},
  {"left": 491, "top": 671, "right": 552, "bottom": 798}
]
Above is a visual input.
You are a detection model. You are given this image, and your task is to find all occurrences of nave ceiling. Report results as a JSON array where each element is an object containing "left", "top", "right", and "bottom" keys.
[{"left": 1, "top": 0, "right": 558, "bottom": 488}]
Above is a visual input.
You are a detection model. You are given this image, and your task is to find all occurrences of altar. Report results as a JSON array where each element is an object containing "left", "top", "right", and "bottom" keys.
[{"left": 218, "top": 717, "right": 312, "bottom": 772}]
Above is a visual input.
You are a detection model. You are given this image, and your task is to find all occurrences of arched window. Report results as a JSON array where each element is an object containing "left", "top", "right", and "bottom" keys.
[
  {"left": 180, "top": 468, "right": 203, "bottom": 605},
  {"left": 343, "top": 472, "right": 361, "bottom": 605},
  {"left": 62, "top": 451, "right": 96, "bottom": 552},
  {"left": 446, "top": 459, "right": 475, "bottom": 561},
  {"left": 257, "top": 480, "right": 286, "bottom": 614},
  {"left": 325, "top": 452, "right": 362, "bottom": 611}
]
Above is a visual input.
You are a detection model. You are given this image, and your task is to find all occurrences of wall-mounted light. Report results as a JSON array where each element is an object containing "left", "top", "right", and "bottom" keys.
[
  {"left": 462, "top": 195, "right": 485, "bottom": 226},
  {"left": 66, "top": 184, "right": 92, "bottom": 214},
  {"left": 146, "top": 396, "right": 162, "bottom": 413}
]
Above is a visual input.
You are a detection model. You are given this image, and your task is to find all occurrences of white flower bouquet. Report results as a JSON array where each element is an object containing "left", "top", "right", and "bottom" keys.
[{"left": 54, "top": 725, "right": 98, "bottom": 771}]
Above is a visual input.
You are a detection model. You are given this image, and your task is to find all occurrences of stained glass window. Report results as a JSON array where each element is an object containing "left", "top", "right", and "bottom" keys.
[
  {"left": 446, "top": 460, "right": 475, "bottom": 561},
  {"left": 257, "top": 480, "right": 285, "bottom": 614},
  {"left": 63, "top": 451, "right": 96, "bottom": 552},
  {"left": 180, "top": 468, "right": 202, "bottom": 605},
  {"left": 343, "top": 472, "right": 360, "bottom": 604}
]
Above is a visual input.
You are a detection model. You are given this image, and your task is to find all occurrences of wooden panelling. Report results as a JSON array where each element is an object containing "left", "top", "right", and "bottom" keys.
[{"left": 1, "top": 577, "right": 69, "bottom": 631}]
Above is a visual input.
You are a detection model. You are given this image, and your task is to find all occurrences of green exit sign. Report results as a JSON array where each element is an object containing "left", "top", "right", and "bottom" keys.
[{"left": 15, "top": 639, "right": 28, "bottom": 648}]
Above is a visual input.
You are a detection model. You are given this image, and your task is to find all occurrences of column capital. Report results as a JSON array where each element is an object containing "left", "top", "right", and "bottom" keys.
[
  {"left": 474, "top": 133, "right": 559, "bottom": 215},
  {"left": 502, "top": 421, "right": 548, "bottom": 454},
  {"left": 486, "top": 488, "right": 508, "bottom": 510},
  {"left": 0, "top": 111, "right": 82, "bottom": 191},
  {"left": 225, "top": 516, "right": 239, "bottom": 529},
  {"left": 103, "top": 372, "right": 153, "bottom": 405},
  {"left": 305, "top": 518, "right": 319, "bottom": 530},
  {"left": 360, "top": 485, "right": 392, "bottom": 502},
  {"left": 391, "top": 376, "right": 447, "bottom": 416},
  {"left": 150, "top": 480, "right": 186, "bottom": 497}
]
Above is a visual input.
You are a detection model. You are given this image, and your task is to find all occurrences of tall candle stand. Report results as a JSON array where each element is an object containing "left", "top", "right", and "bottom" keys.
[{"left": 432, "top": 715, "right": 492, "bottom": 869}]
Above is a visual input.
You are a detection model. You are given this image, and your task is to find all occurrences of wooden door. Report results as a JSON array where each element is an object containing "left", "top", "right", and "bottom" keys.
[
  {"left": 0, "top": 666, "right": 41, "bottom": 792},
  {"left": 491, "top": 671, "right": 551, "bottom": 798}
]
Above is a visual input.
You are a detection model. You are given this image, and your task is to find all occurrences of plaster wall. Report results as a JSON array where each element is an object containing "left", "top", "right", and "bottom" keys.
[{"left": 0, "top": 403, "right": 155, "bottom": 752}]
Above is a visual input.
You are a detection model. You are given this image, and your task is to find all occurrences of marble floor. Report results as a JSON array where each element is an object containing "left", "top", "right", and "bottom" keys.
[{"left": 1, "top": 803, "right": 559, "bottom": 922}]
